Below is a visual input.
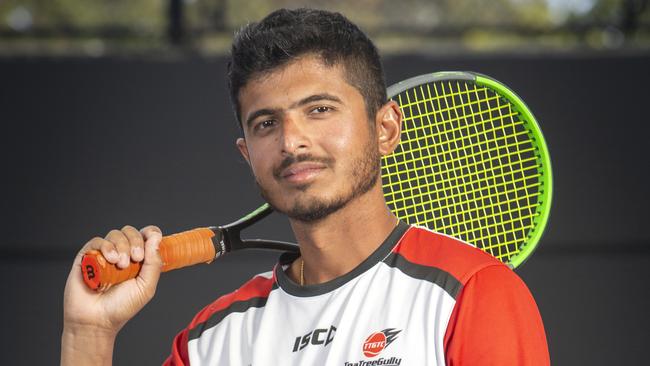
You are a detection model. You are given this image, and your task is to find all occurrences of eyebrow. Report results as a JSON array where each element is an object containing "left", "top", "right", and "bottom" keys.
[
  {"left": 244, "top": 93, "right": 343, "bottom": 128},
  {"left": 289, "top": 93, "right": 343, "bottom": 109}
]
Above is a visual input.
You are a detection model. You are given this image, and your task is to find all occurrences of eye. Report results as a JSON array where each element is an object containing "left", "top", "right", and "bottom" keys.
[
  {"left": 311, "top": 106, "right": 333, "bottom": 114},
  {"left": 255, "top": 119, "right": 276, "bottom": 131}
]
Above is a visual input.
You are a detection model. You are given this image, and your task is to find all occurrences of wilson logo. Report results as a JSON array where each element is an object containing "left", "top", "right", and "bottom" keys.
[
  {"left": 362, "top": 328, "right": 401, "bottom": 358},
  {"left": 292, "top": 325, "right": 337, "bottom": 352}
]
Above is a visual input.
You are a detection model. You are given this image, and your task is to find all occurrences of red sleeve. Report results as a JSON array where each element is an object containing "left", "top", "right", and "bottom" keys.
[
  {"left": 444, "top": 265, "right": 550, "bottom": 365},
  {"left": 163, "top": 328, "right": 190, "bottom": 366}
]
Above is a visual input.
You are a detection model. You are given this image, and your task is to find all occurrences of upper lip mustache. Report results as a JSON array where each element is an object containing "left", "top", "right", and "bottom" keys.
[{"left": 280, "top": 161, "right": 327, "bottom": 178}]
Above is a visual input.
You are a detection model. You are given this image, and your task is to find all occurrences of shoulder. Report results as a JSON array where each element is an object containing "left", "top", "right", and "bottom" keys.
[
  {"left": 186, "top": 270, "right": 276, "bottom": 334},
  {"left": 393, "top": 225, "right": 507, "bottom": 286},
  {"left": 442, "top": 258, "right": 549, "bottom": 364}
]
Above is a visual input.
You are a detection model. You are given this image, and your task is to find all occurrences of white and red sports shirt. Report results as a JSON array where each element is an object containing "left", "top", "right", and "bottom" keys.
[{"left": 164, "top": 222, "right": 549, "bottom": 365}]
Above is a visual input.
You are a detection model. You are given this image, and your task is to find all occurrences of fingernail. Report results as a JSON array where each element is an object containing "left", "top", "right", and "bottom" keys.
[
  {"left": 131, "top": 246, "right": 143, "bottom": 258},
  {"left": 106, "top": 250, "right": 119, "bottom": 262},
  {"left": 149, "top": 237, "right": 161, "bottom": 251},
  {"left": 119, "top": 252, "right": 129, "bottom": 267}
]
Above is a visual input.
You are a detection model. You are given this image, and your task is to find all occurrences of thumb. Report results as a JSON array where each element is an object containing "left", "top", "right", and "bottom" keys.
[{"left": 138, "top": 226, "right": 163, "bottom": 291}]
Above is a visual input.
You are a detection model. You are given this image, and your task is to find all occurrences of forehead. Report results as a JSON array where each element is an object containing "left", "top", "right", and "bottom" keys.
[{"left": 238, "top": 55, "right": 357, "bottom": 114}]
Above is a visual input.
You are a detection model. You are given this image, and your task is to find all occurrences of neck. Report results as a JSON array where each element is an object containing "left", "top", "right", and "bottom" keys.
[{"left": 288, "top": 185, "right": 397, "bottom": 285}]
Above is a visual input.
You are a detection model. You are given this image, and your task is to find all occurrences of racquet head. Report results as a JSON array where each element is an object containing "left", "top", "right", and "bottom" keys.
[{"left": 382, "top": 71, "right": 552, "bottom": 268}]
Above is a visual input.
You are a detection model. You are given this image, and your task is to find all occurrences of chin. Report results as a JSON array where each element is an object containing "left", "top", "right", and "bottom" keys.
[
  {"left": 263, "top": 188, "right": 344, "bottom": 222},
  {"left": 285, "top": 196, "right": 348, "bottom": 222}
]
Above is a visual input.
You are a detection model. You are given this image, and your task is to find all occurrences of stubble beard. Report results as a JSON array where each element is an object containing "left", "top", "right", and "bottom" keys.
[{"left": 257, "top": 140, "right": 381, "bottom": 223}]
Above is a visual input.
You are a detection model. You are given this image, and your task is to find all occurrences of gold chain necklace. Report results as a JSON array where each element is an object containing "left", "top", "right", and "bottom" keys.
[
  {"left": 299, "top": 217, "right": 399, "bottom": 286},
  {"left": 300, "top": 258, "right": 305, "bottom": 286}
]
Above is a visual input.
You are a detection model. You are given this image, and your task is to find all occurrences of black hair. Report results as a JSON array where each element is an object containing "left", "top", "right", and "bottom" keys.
[{"left": 227, "top": 8, "right": 386, "bottom": 129}]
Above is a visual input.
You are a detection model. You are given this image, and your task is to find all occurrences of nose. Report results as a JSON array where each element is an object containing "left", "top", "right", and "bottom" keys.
[{"left": 281, "top": 115, "right": 310, "bottom": 155}]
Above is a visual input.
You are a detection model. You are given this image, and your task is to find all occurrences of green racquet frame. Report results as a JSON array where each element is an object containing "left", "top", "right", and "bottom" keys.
[{"left": 383, "top": 71, "right": 552, "bottom": 268}]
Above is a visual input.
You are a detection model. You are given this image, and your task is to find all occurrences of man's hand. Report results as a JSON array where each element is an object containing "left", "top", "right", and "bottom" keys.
[{"left": 61, "top": 225, "right": 163, "bottom": 365}]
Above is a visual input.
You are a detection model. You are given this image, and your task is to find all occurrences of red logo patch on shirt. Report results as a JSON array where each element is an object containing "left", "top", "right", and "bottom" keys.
[
  {"left": 362, "top": 328, "right": 401, "bottom": 358},
  {"left": 363, "top": 332, "right": 386, "bottom": 357}
]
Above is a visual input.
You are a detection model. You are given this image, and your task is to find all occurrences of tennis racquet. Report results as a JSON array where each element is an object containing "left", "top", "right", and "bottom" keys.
[{"left": 82, "top": 71, "right": 552, "bottom": 291}]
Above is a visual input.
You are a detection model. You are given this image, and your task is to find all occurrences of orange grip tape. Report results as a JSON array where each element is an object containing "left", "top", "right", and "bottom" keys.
[{"left": 81, "top": 228, "right": 217, "bottom": 292}]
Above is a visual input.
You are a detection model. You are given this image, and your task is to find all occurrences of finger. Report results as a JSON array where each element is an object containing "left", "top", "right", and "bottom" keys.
[
  {"left": 121, "top": 225, "right": 145, "bottom": 262},
  {"left": 140, "top": 225, "right": 162, "bottom": 240},
  {"left": 72, "top": 236, "right": 117, "bottom": 272},
  {"left": 137, "top": 225, "right": 163, "bottom": 289},
  {"left": 81, "top": 236, "right": 120, "bottom": 265},
  {"left": 105, "top": 229, "right": 131, "bottom": 269}
]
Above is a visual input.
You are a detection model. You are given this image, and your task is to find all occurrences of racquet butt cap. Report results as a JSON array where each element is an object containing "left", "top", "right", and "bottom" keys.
[{"left": 81, "top": 251, "right": 103, "bottom": 291}]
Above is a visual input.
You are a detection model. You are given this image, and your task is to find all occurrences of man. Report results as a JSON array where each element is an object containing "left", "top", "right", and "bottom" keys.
[{"left": 61, "top": 8, "right": 549, "bottom": 365}]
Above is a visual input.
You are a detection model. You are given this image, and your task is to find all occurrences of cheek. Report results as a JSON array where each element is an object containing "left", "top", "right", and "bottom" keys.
[
  {"left": 330, "top": 119, "right": 372, "bottom": 159},
  {"left": 321, "top": 116, "right": 362, "bottom": 155},
  {"left": 246, "top": 142, "right": 276, "bottom": 180}
]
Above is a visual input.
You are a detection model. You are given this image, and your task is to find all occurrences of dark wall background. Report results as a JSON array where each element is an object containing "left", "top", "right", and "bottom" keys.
[{"left": 1, "top": 53, "right": 649, "bottom": 364}]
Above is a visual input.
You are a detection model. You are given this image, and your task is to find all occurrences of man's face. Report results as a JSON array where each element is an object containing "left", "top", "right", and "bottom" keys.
[{"left": 236, "top": 55, "right": 381, "bottom": 222}]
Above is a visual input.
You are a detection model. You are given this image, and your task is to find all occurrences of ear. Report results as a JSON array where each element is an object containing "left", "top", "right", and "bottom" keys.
[
  {"left": 236, "top": 137, "right": 251, "bottom": 166},
  {"left": 375, "top": 100, "right": 402, "bottom": 156}
]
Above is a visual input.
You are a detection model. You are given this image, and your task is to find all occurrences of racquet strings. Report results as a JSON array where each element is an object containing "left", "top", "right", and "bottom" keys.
[{"left": 382, "top": 80, "right": 544, "bottom": 264}]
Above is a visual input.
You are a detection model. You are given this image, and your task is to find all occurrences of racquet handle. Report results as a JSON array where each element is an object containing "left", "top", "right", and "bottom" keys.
[{"left": 81, "top": 227, "right": 218, "bottom": 292}]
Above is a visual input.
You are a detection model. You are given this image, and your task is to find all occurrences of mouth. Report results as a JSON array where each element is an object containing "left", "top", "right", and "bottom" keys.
[{"left": 280, "top": 162, "right": 327, "bottom": 185}]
